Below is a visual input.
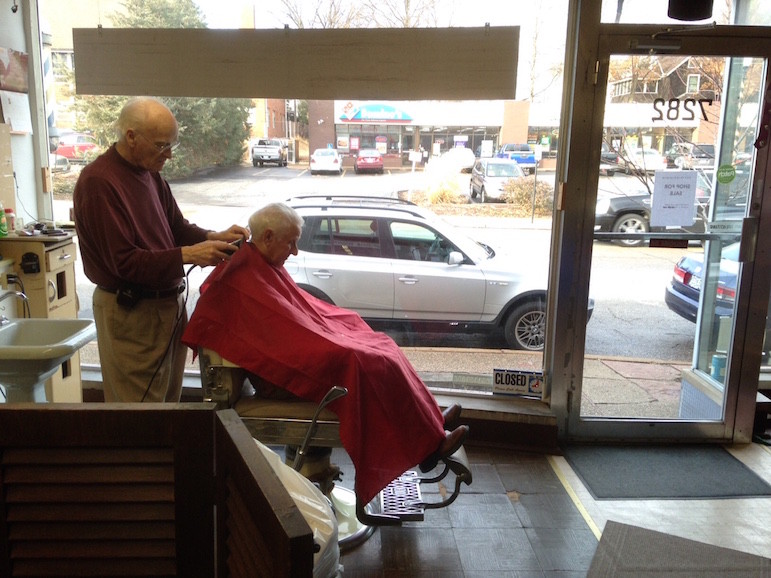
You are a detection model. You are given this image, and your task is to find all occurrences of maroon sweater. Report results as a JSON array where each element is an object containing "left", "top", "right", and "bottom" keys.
[{"left": 73, "top": 145, "right": 210, "bottom": 290}]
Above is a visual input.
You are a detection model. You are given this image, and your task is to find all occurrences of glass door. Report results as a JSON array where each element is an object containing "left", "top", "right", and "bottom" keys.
[{"left": 565, "top": 28, "right": 771, "bottom": 439}]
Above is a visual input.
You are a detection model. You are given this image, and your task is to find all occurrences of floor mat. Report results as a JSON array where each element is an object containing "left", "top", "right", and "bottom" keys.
[
  {"left": 588, "top": 520, "right": 771, "bottom": 577},
  {"left": 563, "top": 444, "right": 771, "bottom": 499}
]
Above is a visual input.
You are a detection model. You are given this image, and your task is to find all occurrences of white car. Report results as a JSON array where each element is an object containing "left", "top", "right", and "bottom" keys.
[
  {"left": 469, "top": 158, "right": 525, "bottom": 202},
  {"left": 622, "top": 148, "right": 668, "bottom": 174},
  {"left": 282, "top": 195, "right": 581, "bottom": 350},
  {"left": 310, "top": 148, "right": 343, "bottom": 175}
]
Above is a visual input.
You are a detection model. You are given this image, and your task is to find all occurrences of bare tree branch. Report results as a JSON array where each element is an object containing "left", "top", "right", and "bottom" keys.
[{"left": 360, "top": 0, "right": 439, "bottom": 27}]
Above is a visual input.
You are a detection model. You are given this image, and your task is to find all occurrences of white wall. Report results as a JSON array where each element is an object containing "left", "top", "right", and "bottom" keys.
[{"left": 0, "top": 0, "right": 51, "bottom": 227}]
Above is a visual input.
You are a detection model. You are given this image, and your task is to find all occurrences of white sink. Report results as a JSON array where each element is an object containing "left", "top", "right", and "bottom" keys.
[{"left": 0, "top": 318, "right": 96, "bottom": 393}]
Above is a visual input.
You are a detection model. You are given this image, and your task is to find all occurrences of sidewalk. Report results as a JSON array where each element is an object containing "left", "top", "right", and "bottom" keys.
[{"left": 403, "top": 347, "right": 687, "bottom": 419}]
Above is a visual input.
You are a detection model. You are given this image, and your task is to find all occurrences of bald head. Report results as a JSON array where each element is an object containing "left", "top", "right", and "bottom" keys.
[
  {"left": 115, "top": 97, "right": 177, "bottom": 141},
  {"left": 114, "top": 97, "right": 179, "bottom": 171}
]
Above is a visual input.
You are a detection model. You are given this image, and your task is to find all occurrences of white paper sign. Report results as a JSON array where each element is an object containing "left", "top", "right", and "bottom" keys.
[{"left": 651, "top": 170, "right": 698, "bottom": 227}]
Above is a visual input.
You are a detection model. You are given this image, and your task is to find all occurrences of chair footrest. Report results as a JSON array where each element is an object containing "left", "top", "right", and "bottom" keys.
[{"left": 379, "top": 471, "right": 424, "bottom": 522}]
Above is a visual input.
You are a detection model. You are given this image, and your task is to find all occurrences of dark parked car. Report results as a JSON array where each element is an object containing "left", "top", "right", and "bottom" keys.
[
  {"left": 664, "top": 242, "right": 738, "bottom": 324},
  {"left": 595, "top": 184, "right": 709, "bottom": 247},
  {"left": 689, "top": 143, "right": 715, "bottom": 169},
  {"left": 664, "top": 143, "right": 715, "bottom": 170},
  {"left": 665, "top": 242, "right": 771, "bottom": 359},
  {"left": 354, "top": 148, "right": 384, "bottom": 174}
]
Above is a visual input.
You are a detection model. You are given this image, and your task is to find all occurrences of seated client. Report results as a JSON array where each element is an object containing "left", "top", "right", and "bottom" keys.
[{"left": 182, "top": 202, "right": 468, "bottom": 506}]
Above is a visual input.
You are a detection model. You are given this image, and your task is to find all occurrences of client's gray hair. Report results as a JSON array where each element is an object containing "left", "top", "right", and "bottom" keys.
[{"left": 249, "top": 203, "right": 304, "bottom": 238}]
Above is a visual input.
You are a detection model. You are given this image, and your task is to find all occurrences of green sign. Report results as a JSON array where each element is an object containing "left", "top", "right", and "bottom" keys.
[{"left": 716, "top": 164, "right": 736, "bottom": 184}]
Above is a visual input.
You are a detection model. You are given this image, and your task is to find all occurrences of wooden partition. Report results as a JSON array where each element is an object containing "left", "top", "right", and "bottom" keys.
[{"left": 0, "top": 404, "right": 313, "bottom": 577}]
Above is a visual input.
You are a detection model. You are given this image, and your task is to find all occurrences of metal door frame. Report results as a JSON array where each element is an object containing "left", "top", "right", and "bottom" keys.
[{"left": 547, "top": 21, "right": 771, "bottom": 442}]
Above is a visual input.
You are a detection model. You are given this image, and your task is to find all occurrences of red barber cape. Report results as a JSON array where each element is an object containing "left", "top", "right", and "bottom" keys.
[{"left": 182, "top": 244, "right": 445, "bottom": 504}]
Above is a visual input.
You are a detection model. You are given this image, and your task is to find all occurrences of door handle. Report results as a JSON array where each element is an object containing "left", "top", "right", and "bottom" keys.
[
  {"left": 398, "top": 276, "right": 418, "bottom": 285},
  {"left": 312, "top": 270, "right": 332, "bottom": 279},
  {"left": 739, "top": 217, "right": 758, "bottom": 263}
]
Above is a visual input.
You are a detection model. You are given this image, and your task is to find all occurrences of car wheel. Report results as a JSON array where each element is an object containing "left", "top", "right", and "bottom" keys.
[
  {"left": 612, "top": 213, "right": 649, "bottom": 247},
  {"left": 252, "top": 158, "right": 259, "bottom": 167},
  {"left": 469, "top": 181, "right": 477, "bottom": 200},
  {"left": 504, "top": 300, "right": 546, "bottom": 350},
  {"left": 354, "top": 166, "right": 359, "bottom": 174},
  {"left": 259, "top": 161, "right": 264, "bottom": 167}
]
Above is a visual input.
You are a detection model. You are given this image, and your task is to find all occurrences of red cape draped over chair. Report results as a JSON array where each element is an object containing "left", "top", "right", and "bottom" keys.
[{"left": 182, "top": 243, "right": 445, "bottom": 504}]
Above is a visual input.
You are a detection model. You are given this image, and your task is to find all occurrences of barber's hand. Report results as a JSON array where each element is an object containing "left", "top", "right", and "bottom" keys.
[
  {"left": 208, "top": 224, "right": 250, "bottom": 244},
  {"left": 181, "top": 240, "right": 241, "bottom": 267}
]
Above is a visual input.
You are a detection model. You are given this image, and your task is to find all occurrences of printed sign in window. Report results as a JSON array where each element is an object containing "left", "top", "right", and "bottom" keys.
[
  {"left": 651, "top": 170, "right": 698, "bottom": 227},
  {"left": 493, "top": 369, "right": 543, "bottom": 397}
]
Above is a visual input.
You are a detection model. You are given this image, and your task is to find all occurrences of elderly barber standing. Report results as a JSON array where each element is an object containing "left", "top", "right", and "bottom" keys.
[{"left": 74, "top": 97, "right": 249, "bottom": 403}]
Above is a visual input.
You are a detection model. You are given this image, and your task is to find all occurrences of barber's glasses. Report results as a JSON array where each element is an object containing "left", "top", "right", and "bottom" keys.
[{"left": 137, "top": 132, "right": 180, "bottom": 154}]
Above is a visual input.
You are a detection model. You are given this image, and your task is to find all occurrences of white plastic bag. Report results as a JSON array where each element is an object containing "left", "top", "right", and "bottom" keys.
[{"left": 253, "top": 439, "right": 341, "bottom": 578}]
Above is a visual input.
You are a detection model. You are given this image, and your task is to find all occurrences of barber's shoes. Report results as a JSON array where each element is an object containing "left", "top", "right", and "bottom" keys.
[
  {"left": 442, "top": 403, "right": 462, "bottom": 428},
  {"left": 419, "top": 425, "right": 469, "bottom": 473}
]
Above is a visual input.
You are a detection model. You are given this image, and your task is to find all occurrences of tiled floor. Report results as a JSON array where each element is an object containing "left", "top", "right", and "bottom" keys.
[{"left": 331, "top": 441, "right": 771, "bottom": 577}]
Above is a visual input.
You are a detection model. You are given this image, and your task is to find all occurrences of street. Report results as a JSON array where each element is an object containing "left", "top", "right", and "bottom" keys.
[{"left": 61, "top": 163, "right": 697, "bottom": 363}]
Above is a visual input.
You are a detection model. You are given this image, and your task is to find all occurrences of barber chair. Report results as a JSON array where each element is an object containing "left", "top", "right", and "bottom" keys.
[{"left": 198, "top": 347, "right": 473, "bottom": 551}]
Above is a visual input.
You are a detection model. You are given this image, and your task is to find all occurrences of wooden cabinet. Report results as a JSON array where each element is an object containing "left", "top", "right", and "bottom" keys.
[{"left": 0, "top": 233, "right": 82, "bottom": 402}]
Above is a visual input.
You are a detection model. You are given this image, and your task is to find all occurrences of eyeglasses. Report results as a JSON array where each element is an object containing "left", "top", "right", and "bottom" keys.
[{"left": 137, "top": 132, "right": 180, "bottom": 154}]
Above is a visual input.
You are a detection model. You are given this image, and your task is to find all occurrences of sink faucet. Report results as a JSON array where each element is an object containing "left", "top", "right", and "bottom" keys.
[{"left": 0, "top": 291, "right": 30, "bottom": 325}]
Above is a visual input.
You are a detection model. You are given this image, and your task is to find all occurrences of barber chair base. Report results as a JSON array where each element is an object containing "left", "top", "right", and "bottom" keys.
[{"left": 329, "top": 486, "right": 378, "bottom": 552}]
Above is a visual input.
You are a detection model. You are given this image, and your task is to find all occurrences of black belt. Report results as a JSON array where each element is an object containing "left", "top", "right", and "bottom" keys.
[{"left": 98, "top": 282, "right": 185, "bottom": 299}]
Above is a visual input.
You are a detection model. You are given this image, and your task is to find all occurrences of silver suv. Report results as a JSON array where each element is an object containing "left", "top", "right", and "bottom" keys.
[{"left": 284, "top": 195, "right": 552, "bottom": 350}]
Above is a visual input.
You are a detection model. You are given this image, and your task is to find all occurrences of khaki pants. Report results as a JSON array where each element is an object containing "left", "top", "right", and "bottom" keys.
[{"left": 93, "top": 287, "right": 188, "bottom": 402}]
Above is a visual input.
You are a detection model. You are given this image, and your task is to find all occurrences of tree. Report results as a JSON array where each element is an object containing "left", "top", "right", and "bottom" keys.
[
  {"left": 528, "top": 2, "right": 563, "bottom": 102},
  {"left": 72, "top": 0, "right": 252, "bottom": 178},
  {"left": 277, "top": 0, "right": 365, "bottom": 28},
  {"left": 360, "top": 0, "right": 439, "bottom": 27}
]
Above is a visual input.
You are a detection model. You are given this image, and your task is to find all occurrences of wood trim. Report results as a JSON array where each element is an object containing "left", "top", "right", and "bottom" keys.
[
  {"left": 215, "top": 409, "right": 314, "bottom": 578},
  {"left": 73, "top": 26, "right": 518, "bottom": 100}
]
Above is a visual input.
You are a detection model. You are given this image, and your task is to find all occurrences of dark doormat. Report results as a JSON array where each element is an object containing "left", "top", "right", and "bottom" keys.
[
  {"left": 589, "top": 520, "right": 771, "bottom": 577},
  {"left": 563, "top": 444, "right": 771, "bottom": 499}
]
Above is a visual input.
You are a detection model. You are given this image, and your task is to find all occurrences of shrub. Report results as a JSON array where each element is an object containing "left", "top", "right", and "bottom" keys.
[
  {"left": 424, "top": 175, "right": 470, "bottom": 205},
  {"left": 502, "top": 176, "right": 554, "bottom": 217}
]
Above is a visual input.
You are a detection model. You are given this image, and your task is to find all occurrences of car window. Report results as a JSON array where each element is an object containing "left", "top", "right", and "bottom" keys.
[
  {"left": 692, "top": 144, "right": 715, "bottom": 158},
  {"left": 309, "top": 217, "right": 382, "bottom": 257},
  {"left": 486, "top": 162, "right": 521, "bottom": 177},
  {"left": 389, "top": 221, "right": 454, "bottom": 262}
]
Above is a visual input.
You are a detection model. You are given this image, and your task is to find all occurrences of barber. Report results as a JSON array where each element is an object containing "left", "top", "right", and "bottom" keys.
[{"left": 73, "top": 97, "right": 249, "bottom": 403}]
